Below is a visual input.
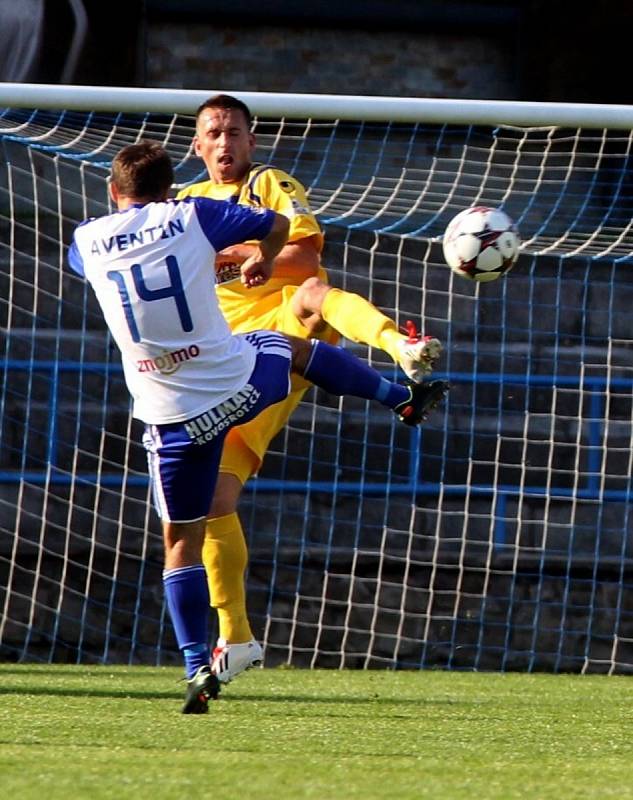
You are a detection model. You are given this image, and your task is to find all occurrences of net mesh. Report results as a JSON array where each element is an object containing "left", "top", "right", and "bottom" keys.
[{"left": 1, "top": 104, "right": 632, "bottom": 672}]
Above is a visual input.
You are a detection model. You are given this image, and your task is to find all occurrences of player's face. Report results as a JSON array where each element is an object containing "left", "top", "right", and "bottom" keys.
[{"left": 194, "top": 107, "right": 255, "bottom": 183}]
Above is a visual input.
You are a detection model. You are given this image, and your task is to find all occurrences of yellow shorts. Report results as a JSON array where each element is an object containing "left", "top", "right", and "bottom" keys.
[{"left": 219, "top": 284, "right": 340, "bottom": 484}]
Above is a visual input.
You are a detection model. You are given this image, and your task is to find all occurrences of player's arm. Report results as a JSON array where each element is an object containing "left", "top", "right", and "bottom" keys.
[
  {"left": 217, "top": 235, "right": 320, "bottom": 275},
  {"left": 240, "top": 213, "right": 290, "bottom": 287},
  {"left": 218, "top": 168, "right": 322, "bottom": 277},
  {"left": 189, "top": 196, "right": 289, "bottom": 287}
]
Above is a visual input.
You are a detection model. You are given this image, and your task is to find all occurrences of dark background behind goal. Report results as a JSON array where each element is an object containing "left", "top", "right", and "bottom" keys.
[
  {"left": 1, "top": 1, "right": 632, "bottom": 672},
  {"left": 3, "top": 0, "right": 632, "bottom": 103}
]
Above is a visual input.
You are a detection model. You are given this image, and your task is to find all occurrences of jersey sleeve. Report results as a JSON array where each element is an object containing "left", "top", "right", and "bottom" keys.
[
  {"left": 67, "top": 235, "right": 85, "bottom": 276},
  {"left": 190, "top": 197, "right": 276, "bottom": 252}
]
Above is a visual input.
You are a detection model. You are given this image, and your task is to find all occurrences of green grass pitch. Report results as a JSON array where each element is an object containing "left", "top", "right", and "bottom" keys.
[{"left": 1, "top": 664, "right": 633, "bottom": 799}]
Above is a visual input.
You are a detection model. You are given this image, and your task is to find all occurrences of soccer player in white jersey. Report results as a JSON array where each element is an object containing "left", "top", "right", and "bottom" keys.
[{"left": 68, "top": 141, "right": 448, "bottom": 714}]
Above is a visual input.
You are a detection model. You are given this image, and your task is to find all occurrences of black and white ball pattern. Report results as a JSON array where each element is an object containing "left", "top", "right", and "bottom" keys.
[{"left": 442, "top": 206, "right": 520, "bottom": 282}]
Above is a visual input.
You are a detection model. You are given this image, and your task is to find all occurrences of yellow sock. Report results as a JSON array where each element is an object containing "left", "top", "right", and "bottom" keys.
[
  {"left": 203, "top": 512, "right": 253, "bottom": 643},
  {"left": 320, "top": 287, "right": 403, "bottom": 364}
]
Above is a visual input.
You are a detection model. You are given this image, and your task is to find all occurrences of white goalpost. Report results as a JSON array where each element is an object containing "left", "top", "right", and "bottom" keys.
[{"left": 1, "top": 83, "right": 632, "bottom": 673}]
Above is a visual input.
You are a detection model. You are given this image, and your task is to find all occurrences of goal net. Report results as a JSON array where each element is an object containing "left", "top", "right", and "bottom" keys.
[{"left": 1, "top": 87, "right": 632, "bottom": 673}]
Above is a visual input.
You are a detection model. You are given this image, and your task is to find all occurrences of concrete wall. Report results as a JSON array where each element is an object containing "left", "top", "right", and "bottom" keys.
[{"left": 147, "top": 24, "right": 518, "bottom": 98}]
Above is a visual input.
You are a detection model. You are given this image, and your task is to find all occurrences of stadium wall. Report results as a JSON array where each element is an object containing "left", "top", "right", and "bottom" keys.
[{"left": 146, "top": 25, "right": 518, "bottom": 99}]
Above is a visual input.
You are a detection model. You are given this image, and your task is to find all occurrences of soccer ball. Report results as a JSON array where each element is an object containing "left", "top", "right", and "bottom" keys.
[{"left": 442, "top": 206, "right": 520, "bottom": 282}]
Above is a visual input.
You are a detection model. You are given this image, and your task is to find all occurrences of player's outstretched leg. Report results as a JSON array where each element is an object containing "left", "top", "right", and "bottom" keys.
[
  {"left": 301, "top": 339, "right": 449, "bottom": 424},
  {"left": 296, "top": 281, "right": 442, "bottom": 382}
]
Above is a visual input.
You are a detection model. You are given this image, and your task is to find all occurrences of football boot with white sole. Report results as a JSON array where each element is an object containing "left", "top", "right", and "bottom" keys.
[
  {"left": 396, "top": 320, "right": 443, "bottom": 383},
  {"left": 211, "top": 638, "right": 264, "bottom": 684}
]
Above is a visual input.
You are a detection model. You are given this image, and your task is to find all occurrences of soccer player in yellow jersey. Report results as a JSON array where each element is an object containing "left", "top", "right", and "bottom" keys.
[{"left": 177, "top": 94, "right": 443, "bottom": 682}]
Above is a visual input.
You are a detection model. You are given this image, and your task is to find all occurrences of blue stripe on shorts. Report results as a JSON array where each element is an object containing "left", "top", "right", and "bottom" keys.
[{"left": 143, "top": 333, "right": 293, "bottom": 522}]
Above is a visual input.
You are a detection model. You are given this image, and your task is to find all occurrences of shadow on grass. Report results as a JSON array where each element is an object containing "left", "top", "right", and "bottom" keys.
[
  {"left": 229, "top": 693, "right": 462, "bottom": 706},
  {"left": 0, "top": 667, "right": 168, "bottom": 677},
  {"left": 0, "top": 685, "right": 181, "bottom": 700},
  {"left": 0, "top": 683, "right": 463, "bottom": 706}
]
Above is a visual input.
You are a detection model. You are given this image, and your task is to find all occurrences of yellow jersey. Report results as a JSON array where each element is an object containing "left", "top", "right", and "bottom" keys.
[{"left": 176, "top": 164, "right": 328, "bottom": 331}]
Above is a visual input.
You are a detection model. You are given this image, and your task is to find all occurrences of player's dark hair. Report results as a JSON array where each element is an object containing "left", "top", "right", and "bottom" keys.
[
  {"left": 111, "top": 140, "right": 174, "bottom": 199},
  {"left": 195, "top": 94, "right": 252, "bottom": 128}
]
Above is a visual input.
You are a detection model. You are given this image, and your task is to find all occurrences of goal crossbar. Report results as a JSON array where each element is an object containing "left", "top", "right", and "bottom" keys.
[{"left": 1, "top": 82, "right": 633, "bottom": 128}]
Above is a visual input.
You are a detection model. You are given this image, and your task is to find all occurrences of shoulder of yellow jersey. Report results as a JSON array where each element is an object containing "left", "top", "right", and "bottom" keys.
[
  {"left": 175, "top": 180, "right": 216, "bottom": 200},
  {"left": 175, "top": 164, "right": 323, "bottom": 247},
  {"left": 247, "top": 166, "right": 322, "bottom": 245},
  {"left": 245, "top": 166, "right": 308, "bottom": 210}
]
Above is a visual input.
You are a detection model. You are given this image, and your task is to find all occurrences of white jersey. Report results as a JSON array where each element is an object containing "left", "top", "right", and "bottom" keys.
[{"left": 69, "top": 197, "right": 275, "bottom": 424}]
